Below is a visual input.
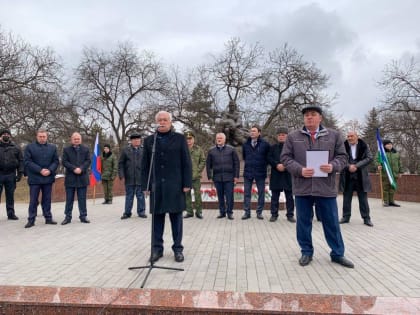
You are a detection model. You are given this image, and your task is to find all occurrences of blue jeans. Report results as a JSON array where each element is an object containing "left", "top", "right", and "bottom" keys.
[
  {"left": 124, "top": 185, "right": 145, "bottom": 216},
  {"left": 214, "top": 181, "right": 234, "bottom": 215},
  {"left": 295, "top": 196, "right": 345, "bottom": 258},
  {"left": 243, "top": 177, "right": 266, "bottom": 215},
  {"left": 28, "top": 184, "right": 53, "bottom": 222},
  {"left": 64, "top": 186, "right": 87, "bottom": 220}
]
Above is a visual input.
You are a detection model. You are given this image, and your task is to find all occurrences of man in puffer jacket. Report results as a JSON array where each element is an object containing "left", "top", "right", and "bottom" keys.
[{"left": 0, "top": 129, "right": 24, "bottom": 221}]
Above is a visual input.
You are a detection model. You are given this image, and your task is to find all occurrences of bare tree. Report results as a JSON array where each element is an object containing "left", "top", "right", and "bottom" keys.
[
  {"left": 259, "top": 44, "right": 330, "bottom": 132},
  {"left": 378, "top": 57, "right": 420, "bottom": 173},
  {"left": 74, "top": 42, "right": 168, "bottom": 147},
  {"left": 0, "top": 28, "right": 62, "bottom": 132},
  {"left": 379, "top": 58, "right": 420, "bottom": 113},
  {"left": 207, "top": 38, "right": 263, "bottom": 145}
]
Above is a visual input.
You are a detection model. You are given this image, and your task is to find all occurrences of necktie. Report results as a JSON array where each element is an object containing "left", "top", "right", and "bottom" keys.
[
  {"left": 310, "top": 131, "right": 316, "bottom": 142},
  {"left": 252, "top": 141, "right": 257, "bottom": 148}
]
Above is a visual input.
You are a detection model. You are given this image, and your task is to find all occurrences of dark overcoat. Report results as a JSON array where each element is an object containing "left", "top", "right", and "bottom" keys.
[
  {"left": 339, "top": 138, "right": 372, "bottom": 192},
  {"left": 62, "top": 145, "right": 91, "bottom": 187},
  {"left": 118, "top": 145, "right": 142, "bottom": 185},
  {"left": 141, "top": 130, "right": 192, "bottom": 214},
  {"left": 24, "top": 141, "right": 59, "bottom": 185},
  {"left": 267, "top": 142, "right": 292, "bottom": 191}
]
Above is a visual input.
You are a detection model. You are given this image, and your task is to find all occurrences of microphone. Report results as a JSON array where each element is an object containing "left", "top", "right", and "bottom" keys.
[{"left": 151, "top": 123, "right": 162, "bottom": 131}]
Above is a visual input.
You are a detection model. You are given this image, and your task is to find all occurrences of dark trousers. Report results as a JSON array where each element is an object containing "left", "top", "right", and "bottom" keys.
[
  {"left": 124, "top": 185, "right": 145, "bottom": 216},
  {"left": 28, "top": 184, "right": 53, "bottom": 223},
  {"left": 270, "top": 189, "right": 295, "bottom": 218},
  {"left": 243, "top": 177, "right": 266, "bottom": 215},
  {"left": 64, "top": 186, "right": 87, "bottom": 220},
  {"left": 0, "top": 173, "right": 17, "bottom": 217},
  {"left": 296, "top": 196, "right": 345, "bottom": 258},
  {"left": 214, "top": 181, "right": 234, "bottom": 215},
  {"left": 152, "top": 212, "right": 183, "bottom": 254},
  {"left": 342, "top": 179, "right": 370, "bottom": 220}
]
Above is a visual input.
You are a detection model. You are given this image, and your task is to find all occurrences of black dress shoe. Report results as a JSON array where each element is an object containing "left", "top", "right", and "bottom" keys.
[
  {"left": 241, "top": 214, "right": 251, "bottom": 220},
  {"left": 217, "top": 214, "right": 226, "bottom": 219},
  {"left": 339, "top": 218, "right": 350, "bottom": 224},
  {"left": 269, "top": 216, "right": 278, "bottom": 222},
  {"left": 80, "top": 218, "right": 90, "bottom": 223},
  {"left": 364, "top": 219, "right": 374, "bottom": 227},
  {"left": 227, "top": 214, "right": 234, "bottom": 220},
  {"left": 195, "top": 213, "right": 203, "bottom": 219},
  {"left": 331, "top": 256, "right": 354, "bottom": 268},
  {"left": 150, "top": 252, "right": 163, "bottom": 263},
  {"left": 184, "top": 213, "right": 194, "bottom": 218},
  {"left": 174, "top": 252, "right": 184, "bottom": 262},
  {"left": 102, "top": 200, "right": 108, "bottom": 204},
  {"left": 24, "top": 221, "right": 35, "bottom": 228},
  {"left": 121, "top": 214, "right": 131, "bottom": 219},
  {"left": 389, "top": 202, "right": 401, "bottom": 207},
  {"left": 8, "top": 214, "right": 19, "bottom": 220},
  {"left": 287, "top": 217, "right": 296, "bottom": 223},
  {"left": 299, "top": 255, "right": 313, "bottom": 266},
  {"left": 138, "top": 213, "right": 147, "bottom": 218},
  {"left": 61, "top": 218, "right": 71, "bottom": 225},
  {"left": 45, "top": 220, "right": 57, "bottom": 225},
  {"left": 256, "top": 214, "right": 264, "bottom": 220}
]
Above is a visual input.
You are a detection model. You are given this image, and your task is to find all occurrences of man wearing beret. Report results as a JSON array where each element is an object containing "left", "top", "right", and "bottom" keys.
[
  {"left": 118, "top": 133, "right": 147, "bottom": 219},
  {"left": 183, "top": 131, "right": 206, "bottom": 219},
  {"left": 267, "top": 127, "right": 295, "bottom": 223},
  {"left": 281, "top": 105, "right": 354, "bottom": 268},
  {"left": 0, "top": 129, "right": 24, "bottom": 221}
]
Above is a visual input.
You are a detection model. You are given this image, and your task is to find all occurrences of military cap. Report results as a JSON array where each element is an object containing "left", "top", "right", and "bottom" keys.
[{"left": 184, "top": 131, "right": 195, "bottom": 139}]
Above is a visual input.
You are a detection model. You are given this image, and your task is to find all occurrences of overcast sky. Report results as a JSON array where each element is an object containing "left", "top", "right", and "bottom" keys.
[{"left": 1, "top": 0, "right": 419, "bottom": 123}]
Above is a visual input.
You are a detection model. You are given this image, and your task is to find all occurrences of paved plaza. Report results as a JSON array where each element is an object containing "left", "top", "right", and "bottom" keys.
[{"left": 0, "top": 196, "right": 419, "bottom": 298}]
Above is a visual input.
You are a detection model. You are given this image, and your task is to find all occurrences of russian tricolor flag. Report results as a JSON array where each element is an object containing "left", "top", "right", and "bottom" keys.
[{"left": 90, "top": 133, "right": 102, "bottom": 187}]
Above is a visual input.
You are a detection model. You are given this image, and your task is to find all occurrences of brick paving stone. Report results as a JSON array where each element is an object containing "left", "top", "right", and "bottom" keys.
[{"left": 0, "top": 196, "right": 419, "bottom": 298}]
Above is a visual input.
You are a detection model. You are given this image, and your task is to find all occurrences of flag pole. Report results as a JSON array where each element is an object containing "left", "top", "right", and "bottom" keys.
[
  {"left": 378, "top": 168, "right": 383, "bottom": 203},
  {"left": 93, "top": 184, "right": 96, "bottom": 204}
]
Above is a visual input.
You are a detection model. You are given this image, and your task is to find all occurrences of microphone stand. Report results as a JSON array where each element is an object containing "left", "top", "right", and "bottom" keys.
[{"left": 128, "top": 128, "right": 184, "bottom": 288}]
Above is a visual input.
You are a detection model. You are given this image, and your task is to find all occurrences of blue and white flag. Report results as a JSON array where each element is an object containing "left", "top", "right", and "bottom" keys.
[{"left": 376, "top": 128, "right": 397, "bottom": 189}]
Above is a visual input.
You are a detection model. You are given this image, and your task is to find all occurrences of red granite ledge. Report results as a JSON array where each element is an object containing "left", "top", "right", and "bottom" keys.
[{"left": 0, "top": 285, "right": 419, "bottom": 315}]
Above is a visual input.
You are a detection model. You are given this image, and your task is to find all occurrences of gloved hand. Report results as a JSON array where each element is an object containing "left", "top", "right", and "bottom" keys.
[{"left": 16, "top": 173, "right": 23, "bottom": 182}]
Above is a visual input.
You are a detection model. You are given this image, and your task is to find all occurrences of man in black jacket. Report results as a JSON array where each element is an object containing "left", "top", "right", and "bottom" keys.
[
  {"left": 23, "top": 129, "right": 59, "bottom": 228},
  {"left": 141, "top": 111, "right": 192, "bottom": 263},
  {"left": 61, "top": 132, "right": 91, "bottom": 225},
  {"left": 0, "top": 129, "right": 24, "bottom": 221},
  {"left": 119, "top": 133, "right": 147, "bottom": 219},
  {"left": 339, "top": 131, "right": 374, "bottom": 227},
  {"left": 267, "top": 127, "right": 295, "bottom": 223},
  {"left": 206, "top": 133, "right": 240, "bottom": 220}
]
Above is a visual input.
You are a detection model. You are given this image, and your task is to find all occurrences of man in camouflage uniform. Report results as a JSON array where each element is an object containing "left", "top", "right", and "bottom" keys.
[{"left": 184, "top": 131, "right": 206, "bottom": 219}]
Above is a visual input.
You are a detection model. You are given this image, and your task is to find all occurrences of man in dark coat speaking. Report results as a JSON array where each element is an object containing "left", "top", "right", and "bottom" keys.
[{"left": 141, "top": 111, "right": 192, "bottom": 263}]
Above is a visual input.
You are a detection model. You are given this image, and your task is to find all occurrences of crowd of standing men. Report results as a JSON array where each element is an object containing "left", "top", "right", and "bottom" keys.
[{"left": 0, "top": 107, "right": 403, "bottom": 267}]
